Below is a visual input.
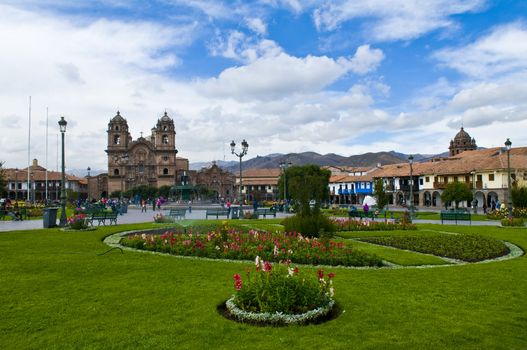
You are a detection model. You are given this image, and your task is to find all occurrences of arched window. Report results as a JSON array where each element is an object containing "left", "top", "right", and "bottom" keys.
[
  {"left": 114, "top": 135, "right": 120, "bottom": 145},
  {"left": 163, "top": 125, "right": 168, "bottom": 131},
  {"left": 163, "top": 168, "right": 169, "bottom": 175},
  {"left": 115, "top": 125, "right": 119, "bottom": 131},
  {"left": 114, "top": 168, "right": 119, "bottom": 176},
  {"left": 162, "top": 135, "right": 169, "bottom": 144}
]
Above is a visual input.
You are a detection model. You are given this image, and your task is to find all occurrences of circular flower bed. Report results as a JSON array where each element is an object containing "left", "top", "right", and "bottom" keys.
[
  {"left": 120, "top": 223, "right": 383, "bottom": 267},
  {"left": 220, "top": 257, "right": 339, "bottom": 326}
]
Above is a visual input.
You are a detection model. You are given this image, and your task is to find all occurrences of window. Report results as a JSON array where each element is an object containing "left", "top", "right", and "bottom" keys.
[
  {"left": 115, "top": 125, "right": 119, "bottom": 131},
  {"left": 163, "top": 125, "right": 168, "bottom": 131},
  {"left": 425, "top": 176, "right": 430, "bottom": 182},
  {"left": 162, "top": 135, "right": 169, "bottom": 144},
  {"left": 366, "top": 183, "right": 370, "bottom": 189},
  {"left": 419, "top": 178, "right": 424, "bottom": 185},
  {"left": 489, "top": 174, "right": 495, "bottom": 181},
  {"left": 113, "top": 135, "right": 120, "bottom": 145},
  {"left": 138, "top": 164, "right": 144, "bottom": 173},
  {"left": 163, "top": 156, "right": 168, "bottom": 161},
  {"left": 163, "top": 168, "right": 169, "bottom": 175},
  {"left": 114, "top": 169, "right": 119, "bottom": 176}
]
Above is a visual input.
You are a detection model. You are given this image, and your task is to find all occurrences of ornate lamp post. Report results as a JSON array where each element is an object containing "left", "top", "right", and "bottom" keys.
[
  {"left": 408, "top": 154, "right": 414, "bottom": 218},
  {"left": 470, "top": 170, "right": 477, "bottom": 214},
  {"left": 58, "top": 117, "right": 67, "bottom": 227},
  {"left": 231, "top": 139, "right": 249, "bottom": 214},
  {"left": 505, "top": 138, "right": 513, "bottom": 219},
  {"left": 279, "top": 161, "right": 292, "bottom": 213}
]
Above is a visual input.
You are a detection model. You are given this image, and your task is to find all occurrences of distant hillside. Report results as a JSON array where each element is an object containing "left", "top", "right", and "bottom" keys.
[{"left": 191, "top": 151, "right": 437, "bottom": 173}]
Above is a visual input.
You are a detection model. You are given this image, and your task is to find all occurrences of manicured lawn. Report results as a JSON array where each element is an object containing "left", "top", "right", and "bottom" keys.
[{"left": 0, "top": 222, "right": 526, "bottom": 349}]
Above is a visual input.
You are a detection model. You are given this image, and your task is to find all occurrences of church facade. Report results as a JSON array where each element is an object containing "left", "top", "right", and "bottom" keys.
[
  {"left": 105, "top": 111, "right": 189, "bottom": 196},
  {"left": 449, "top": 127, "right": 477, "bottom": 156}
]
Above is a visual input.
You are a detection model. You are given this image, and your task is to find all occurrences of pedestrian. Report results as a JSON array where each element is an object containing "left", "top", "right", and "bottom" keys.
[
  {"left": 226, "top": 200, "right": 231, "bottom": 218},
  {"left": 483, "top": 202, "right": 487, "bottom": 214},
  {"left": 156, "top": 198, "right": 161, "bottom": 211},
  {"left": 141, "top": 199, "right": 147, "bottom": 213},
  {"left": 152, "top": 198, "right": 156, "bottom": 212},
  {"left": 363, "top": 203, "right": 369, "bottom": 216}
]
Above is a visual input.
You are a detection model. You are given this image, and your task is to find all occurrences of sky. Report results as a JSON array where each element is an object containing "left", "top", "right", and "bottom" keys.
[{"left": 1, "top": 0, "right": 527, "bottom": 172}]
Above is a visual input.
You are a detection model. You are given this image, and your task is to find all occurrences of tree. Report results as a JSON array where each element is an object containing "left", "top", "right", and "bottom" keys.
[
  {"left": 373, "top": 178, "right": 389, "bottom": 210},
  {"left": 511, "top": 185, "right": 527, "bottom": 208},
  {"left": 441, "top": 182, "right": 473, "bottom": 209},
  {"left": 280, "top": 165, "right": 331, "bottom": 216}
]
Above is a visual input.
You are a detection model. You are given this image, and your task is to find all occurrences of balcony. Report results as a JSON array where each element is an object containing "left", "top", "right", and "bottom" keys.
[
  {"left": 433, "top": 182, "right": 448, "bottom": 189},
  {"left": 399, "top": 184, "right": 419, "bottom": 192}
]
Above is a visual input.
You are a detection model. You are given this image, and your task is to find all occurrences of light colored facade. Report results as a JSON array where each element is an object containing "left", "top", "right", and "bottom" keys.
[
  {"left": 235, "top": 168, "right": 281, "bottom": 202},
  {"left": 372, "top": 147, "right": 527, "bottom": 209},
  {"left": 2, "top": 159, "right": 87, "bottom": 202}
]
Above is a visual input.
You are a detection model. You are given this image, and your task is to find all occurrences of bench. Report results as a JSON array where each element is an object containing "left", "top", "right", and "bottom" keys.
[
  {"left": 205, "top": 208, "right": 229, "bottom": 219},
  {"left": 255, "top": 208, "right": 276, "bottom": 218},
  {"left": 168, "top": 208, "right": 186, "bottom": 220},
  {"left": 87, "top": 211, "right": 118, "bottom": 226},
  {"left": 440, "top": 211, "right": 471, "bottom": 225}
]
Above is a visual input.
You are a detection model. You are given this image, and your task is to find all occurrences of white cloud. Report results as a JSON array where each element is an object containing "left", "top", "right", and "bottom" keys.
[
  {"left": 434, "top": 22, "right": 527, "bottom": 77},
  {"left": 209, "top": 30, "right": 282, "bottom": 63},
  {"left": 346, "top": 44, "right": 384, "bottom": 74},
  {"left": 246, "top": 17, "right": 267, "bottom": 35},
  {"left": 313, "top": 0, "right": 485, "bottom": 41}
]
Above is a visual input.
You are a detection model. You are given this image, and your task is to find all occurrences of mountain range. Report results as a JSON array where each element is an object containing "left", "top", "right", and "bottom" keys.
[
  {"left": 189, "top": 151, "right": 440, "bottom": 172},
  {"left": 70, "top": 150, "right": 446, "bottom": 177}
]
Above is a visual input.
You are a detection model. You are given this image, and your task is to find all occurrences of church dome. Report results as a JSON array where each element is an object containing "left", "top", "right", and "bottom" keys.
[
  {"left": 160, "top": 111, "right": 172, "bottom": 122},
  {"left": 111, "top": 110, "right": 126, "bottom": 123},
  {"left": 453, "top": 127, "right": 471, "bottom": 142}
]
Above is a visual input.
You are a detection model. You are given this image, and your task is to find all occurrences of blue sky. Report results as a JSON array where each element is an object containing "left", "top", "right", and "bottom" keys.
[{"left": 1, "top": 0, "right": 527, "bottom": 171}]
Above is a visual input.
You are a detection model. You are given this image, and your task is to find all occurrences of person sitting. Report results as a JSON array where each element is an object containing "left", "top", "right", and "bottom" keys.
[{"left": 7, "top": 203, "right": 22, "bottom": 221}]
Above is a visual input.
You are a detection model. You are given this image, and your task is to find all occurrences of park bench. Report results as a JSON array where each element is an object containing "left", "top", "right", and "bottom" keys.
[
  {"left": 205, "top": 208, "right": 229, "bottom": 219},
  {"left": 168, "top": 208, "right": 186, "bottom": 220},
  {"left": 87, "top": 211, "right": 118, "bottom": 226},
  {"left": 255, "top": 208, "right": 276, "bottom": 218},
  {"left": 440, "top": 211, "right": 471, "bottom": 225}
]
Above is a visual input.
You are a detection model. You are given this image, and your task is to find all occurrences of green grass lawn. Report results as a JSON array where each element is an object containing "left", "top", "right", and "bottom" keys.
[{"left": 1, "top": 222, "right": 526, "bottom": 349}]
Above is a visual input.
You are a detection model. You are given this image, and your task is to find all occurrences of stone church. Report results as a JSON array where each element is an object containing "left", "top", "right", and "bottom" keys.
[
  {"left": 449, "top": 127, "right": 477, "bottom": 156},
  {"left": 105, "top": 111, "right": 189, "bottom": 195}
]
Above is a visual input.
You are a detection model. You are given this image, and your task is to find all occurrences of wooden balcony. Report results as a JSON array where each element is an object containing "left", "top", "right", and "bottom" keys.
[{"left": 433, "top": 182, "right": 448, "bottom": 189}]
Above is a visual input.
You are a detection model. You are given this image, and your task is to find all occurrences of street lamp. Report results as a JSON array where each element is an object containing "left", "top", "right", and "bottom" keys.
[
  {"left": 58, "top": 116, "right": 67, "bottom": 227},
  {"left": 470, "top": 170, "right": 477, "bottom": 214},
  {"left": 505, "top": 138, "right": 513, "bottom": 219},
  {"left": 279, "top": 161, "right": 292, "bottom": 213},
  {"left": 231, "top": 139, "right": 249, "bottom": 214},
  {"left": 15, "top": 168, "right": 18, "bottom": 201},
  {"left": 408, "top": 154, "right": 414, "bottom": 218}
]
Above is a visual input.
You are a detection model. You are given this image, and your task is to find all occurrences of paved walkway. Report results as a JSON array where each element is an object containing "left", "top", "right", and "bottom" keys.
[{"left": 0, "top": 207, "right": 292, "bottom": 232}]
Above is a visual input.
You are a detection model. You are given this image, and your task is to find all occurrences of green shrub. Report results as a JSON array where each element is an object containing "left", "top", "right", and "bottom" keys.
[
  {"left": 501, "top": 217, "right": 525, "bottom": 227},
  {"left": 281, "top": 213, "right": 336, "bottom": 238},
  {"left": 331, "top": 218, "right": 417, "bottom": 231},
  {"left": 232, "top": 258, "right": 334, "bottom": 314},
  {"left": 361, "top": 234, "right": 509, "bottom": 262}
]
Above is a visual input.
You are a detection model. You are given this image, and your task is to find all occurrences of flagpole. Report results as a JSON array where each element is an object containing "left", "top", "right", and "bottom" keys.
[
  {"left": 45, "top": 107, "right": 49, "bottom": 203},
  {"left": 27, "top": 96, "right": 31, "bottom": 202}
]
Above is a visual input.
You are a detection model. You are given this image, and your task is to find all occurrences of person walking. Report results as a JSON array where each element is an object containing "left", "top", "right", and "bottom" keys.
[
  {"left": 141, "top": 199, "right": 147, "bottom": 213},
  {"left": 152, "top": 198, "right": 156, "bottom": 212}
]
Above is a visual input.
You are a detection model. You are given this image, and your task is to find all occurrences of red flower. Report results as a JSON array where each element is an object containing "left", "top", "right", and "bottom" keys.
[
  {"left": 293, "top": 267, "right": 299, "bottom": 275},
  {"left": 317, "top": 269, "right": 324, "bottom": 279},
  {"left": 233, "top": 274, "right": 243, "bottom": 291},
  {"left": 328, "top": 272, "right": 335, "bottom": 279}
]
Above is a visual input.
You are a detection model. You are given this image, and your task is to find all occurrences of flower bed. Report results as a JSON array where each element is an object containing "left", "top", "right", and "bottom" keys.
[
  {"left": 223, "top": 257, "right": 337, "bottom": 326},
  {"left": 67, "top": 213, "right": 88, "bottom": 230},
  {"left": 360, "top": 234, "right": 509, "bottom": 262},
  {"left": 501, "top": 217, "right": 525, "bottom": 227},
  {"left": 331, "top": 218, "right": 417, "bottom": 232},
  {"left": 120, "top": 224, "right": 384, "bottom": 267},
  {"left": 487, "top": 208, "right": 527, "bottom": 220}
]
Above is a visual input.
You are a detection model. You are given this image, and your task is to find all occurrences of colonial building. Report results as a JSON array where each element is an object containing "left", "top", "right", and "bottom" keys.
[
  {"left": 235, "top": 168, "right": 281, "bottom": 202},
  {"left": 449, "top": 127, "right": 477, "bottom": 156},
  {"left": 194, "top": 162, "right": 235, "bottom": 201},
  {"left": 105, "top": 111, "right": 189, "bottom": 195},
  {"left": 2, "top": 159, "right": 87, "bottom": 202}
]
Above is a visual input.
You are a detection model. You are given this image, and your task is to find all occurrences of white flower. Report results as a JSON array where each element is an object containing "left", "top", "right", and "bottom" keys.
[{"left": 255, "top": 256, "right": 261, "bottom": 268}]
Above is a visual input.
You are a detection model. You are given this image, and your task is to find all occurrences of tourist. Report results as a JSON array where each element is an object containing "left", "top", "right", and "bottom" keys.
[
  {"left": 156, "top": 198, "right": 161, "bottom": 211},
  {"left": 226, "top": 200, "right": 231, "bottom": 218},
  {"left": 363, "top": 203, "right": 369, "bottom": 216},
  {"left": 152, "top": 198, "right": 156, "bottom": 212},
  {"left": 141, "top": 199, "right": 147, "bottom": 213}
]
